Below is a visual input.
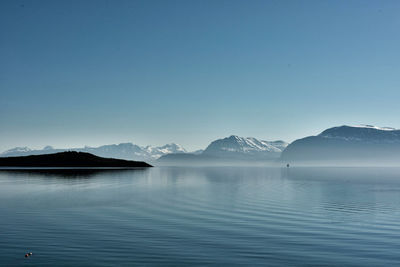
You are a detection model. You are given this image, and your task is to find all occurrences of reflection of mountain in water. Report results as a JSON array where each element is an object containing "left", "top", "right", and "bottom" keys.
[{"left": 282, "top": 166, "right": 400, "bottom": 221}]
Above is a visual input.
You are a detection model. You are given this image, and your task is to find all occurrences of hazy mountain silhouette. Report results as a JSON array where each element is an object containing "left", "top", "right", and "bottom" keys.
[
  {"left": 281, "top": 125, "right": 400, "bottom": 165},
  {"left": 0, "top": 151, "right": 152, "bottom": 168}
]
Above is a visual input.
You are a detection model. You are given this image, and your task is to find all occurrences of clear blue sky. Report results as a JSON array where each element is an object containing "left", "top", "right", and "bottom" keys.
[{"left": 1, "top": 0, "right": 400, "bottom": 151}]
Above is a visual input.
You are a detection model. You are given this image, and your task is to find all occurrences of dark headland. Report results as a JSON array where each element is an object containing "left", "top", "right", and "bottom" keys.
[{"left": 0, "top": 151, "right": 152, "bottom": 168}]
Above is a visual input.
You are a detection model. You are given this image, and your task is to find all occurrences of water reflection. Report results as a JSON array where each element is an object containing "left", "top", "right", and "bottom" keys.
[
  {"left": 0, "top": 168, "right": 150, "bottom": 179},
  {"left": 1, "top": 167, "right": 400, "bottom": 266},
  {"left": 283, "top": 167, "right": 400, "bottom": 221}
]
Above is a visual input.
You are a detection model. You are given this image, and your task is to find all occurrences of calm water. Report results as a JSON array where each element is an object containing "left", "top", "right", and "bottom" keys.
[{"left": 1, "top": 167, "right": 400, "bottom": 266}]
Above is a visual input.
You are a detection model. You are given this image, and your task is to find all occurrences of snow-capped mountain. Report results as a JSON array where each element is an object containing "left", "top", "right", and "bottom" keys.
[
  {"left": 203, "top": 135, "right": 288, "bottom": 158},
  {"left": 144, "top": 143, "right": 186, "bottom": 159},
  {"left": 0, "top": 143, "right": 187, "bottom": 163},
  {"left": 281, "top": 125, "right": 400, "bottom": 163},
  {"left": 158, "top": 135, "right": 288, "bottom": 164},
  {"left": 318, "top": 125, "right": 400, "bottom": 141},
  {"left": 2, "top": 147, "right": 32, "bottom": 155}
]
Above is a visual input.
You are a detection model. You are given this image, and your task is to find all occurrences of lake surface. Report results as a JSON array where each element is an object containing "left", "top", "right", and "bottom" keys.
[{"left": 1, "top": 167, "right": 400, "bottom": 266}]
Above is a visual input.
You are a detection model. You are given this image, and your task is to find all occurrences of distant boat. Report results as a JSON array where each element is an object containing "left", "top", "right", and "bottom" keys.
[{"left": 286, "top": 163, "right": 290, "bottom": 168}]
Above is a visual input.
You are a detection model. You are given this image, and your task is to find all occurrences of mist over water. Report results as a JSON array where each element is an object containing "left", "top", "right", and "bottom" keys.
[{"left": 1, "top": 167, "right": 400, "bottom": 266}]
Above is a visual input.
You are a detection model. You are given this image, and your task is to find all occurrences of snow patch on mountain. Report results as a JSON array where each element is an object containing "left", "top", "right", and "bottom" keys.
[
  {"left": 351, "top": 125, "right": 396, "bottom": 131},
  {"left": 1, "top": 147, "right": 32, "bottom": 156},
  {"left": 144, "top": 143, "right": 187, "bottom": 160}
]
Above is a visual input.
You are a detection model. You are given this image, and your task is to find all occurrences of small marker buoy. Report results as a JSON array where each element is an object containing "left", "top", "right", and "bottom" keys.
[
  {"left": 286, "top": 163, "right": 290, "bottom": 168},
  {"left": 24, "top": 252, "right": 32, "bottom": 258}
]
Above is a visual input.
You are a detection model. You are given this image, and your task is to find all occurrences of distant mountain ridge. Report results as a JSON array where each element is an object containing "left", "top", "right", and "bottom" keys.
[
  {"left": 281, "top": 125, "right": 400, "bottom": 164},
  {"left": 1, "top": 136, "right": 287, "bottom": 165},
  {"left": 10, "top": 125, "right": 400, "bottom": 166},
  {"left": 0, "top": 143, "right": 187, "bottom": 163},
  {"left": 319, "top": 125, "right": 400, "bottom": 141},
  {"left": 159, "top": 135, "right": 288, "bottom": 164},
  {"left": 203, "top": 135, "right": 287, "bottom": 158}
]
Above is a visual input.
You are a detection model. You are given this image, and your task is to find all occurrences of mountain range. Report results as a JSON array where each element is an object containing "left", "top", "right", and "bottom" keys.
[
  {"left": 1, "top": 135, "right": 288, "bottom": 165},
  {"left": 158, "top": 135, "right": 288, "bottom": 164},
  {"left": 281, "top": 125, "right": 400, "bottom": 164},
  {"left": 0, "top": 143, "right": 187, "bottom": 163},
  {"left": 3, "top": 125, "right": 400, "bottom": 166}
]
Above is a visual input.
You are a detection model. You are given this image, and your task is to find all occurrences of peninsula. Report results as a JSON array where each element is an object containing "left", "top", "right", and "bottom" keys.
[{"left": 0, "top": 151, "right": 152, "bottom": 168}]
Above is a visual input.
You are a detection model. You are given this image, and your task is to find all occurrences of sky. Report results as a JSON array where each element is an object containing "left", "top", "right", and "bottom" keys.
[{"left": 1, "top": 0, "right": 400, "bottom": 152}]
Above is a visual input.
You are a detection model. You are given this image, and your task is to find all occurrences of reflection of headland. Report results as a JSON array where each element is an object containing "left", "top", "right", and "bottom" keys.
[{"left": 0, "top": 167, "right": 150, "bottom": 179}]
